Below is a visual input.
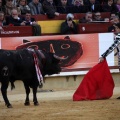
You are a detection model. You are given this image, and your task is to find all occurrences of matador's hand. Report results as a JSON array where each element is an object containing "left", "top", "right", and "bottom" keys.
[{"left": 99, "top": 57, "right": 104, "bottom": 63}]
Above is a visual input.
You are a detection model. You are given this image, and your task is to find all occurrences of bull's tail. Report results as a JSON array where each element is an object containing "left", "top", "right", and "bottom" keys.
[{"left": 11, "top": 82, "right": 15, "bottom": 90}]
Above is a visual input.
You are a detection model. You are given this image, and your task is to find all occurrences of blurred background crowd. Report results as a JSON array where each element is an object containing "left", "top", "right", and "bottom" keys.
[{"left": 0, "top": 0, "right": 120, "bottom": 35}]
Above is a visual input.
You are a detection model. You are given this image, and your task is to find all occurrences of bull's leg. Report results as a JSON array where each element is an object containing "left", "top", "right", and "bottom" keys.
[
  {"left": 1, "top": 81, "right": 12, "bottom": 108},
  {"left": 23, "top": 82, "right": 30, "bottom": 106},
  {"left": 33, "top": 87, "right": 39, "bottom": 106},
  {"left": 117, "top": 96, "right": 120, "bottom": 99},
  {"left": 10, "top": 81, "right": 15, "bottom": 90}
]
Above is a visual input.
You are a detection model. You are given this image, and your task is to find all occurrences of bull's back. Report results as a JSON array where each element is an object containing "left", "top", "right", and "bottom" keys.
[
  {"left": 0, "top": 49, "right": 16, "bottom": 67},
  {"left": 0, "top": 49, "right": 35, "bottom": 79}
]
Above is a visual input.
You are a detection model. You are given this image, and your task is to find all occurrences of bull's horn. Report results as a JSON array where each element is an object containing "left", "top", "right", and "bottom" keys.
[
  {"left": 53, "top": 54, "right": 68, "bottom": 60},
  {"left": 50, "top": 44, "right": 55, "bottom": 53}
]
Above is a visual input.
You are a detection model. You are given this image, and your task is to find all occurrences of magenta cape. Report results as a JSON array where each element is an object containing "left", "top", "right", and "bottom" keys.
[{"left": 73, "top": 60, "right": 115, "bottom": 101}]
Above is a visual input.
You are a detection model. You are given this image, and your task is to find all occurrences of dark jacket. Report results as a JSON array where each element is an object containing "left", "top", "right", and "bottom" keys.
[
  {"left": 60, "top": 20, "right": 78, "bottom": 34},
  {"left": 79, "top": 17, "right": 91, "bottom": 23},
  {"left": 85, "top": 1, "right": 102, "bottom": 12},
  {"left": 28, "top": 2, "right": 45, "bottom": 15},
  {"left": 102, "top": 3, "right": 118, "bottom": 13},
  {"left": 43, "top": 0, "right": 57, "bottom": 18},
  {"left": 22, "top": 17, "right": 35, "bottom": 26},
  {"left": 6, "top": 16, "right": 23, "bottom": 26},
  {"left": 108, "top": 25, "right": 115, "bottom": 32},
  {"left": 70, "top": 4, "right": 89, "bottom": 13},
  {"left": 57, "top": 3, "right": 71, "bottom": 14},
  {"left": 0, "top": 6, "right": 6, "bottom": 13}
]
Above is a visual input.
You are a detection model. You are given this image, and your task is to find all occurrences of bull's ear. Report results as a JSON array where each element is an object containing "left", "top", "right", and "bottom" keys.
[
  {"left": 23, "top": 39, "right": 31, "bottom": 43},
  {"left": 64, "top": 36, "right": 71, "bottom": 40}
]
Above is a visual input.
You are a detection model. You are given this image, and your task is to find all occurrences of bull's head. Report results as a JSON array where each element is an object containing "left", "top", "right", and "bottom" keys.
[
  {"left": 43, "top": 52, "right": 62, "bottom": 76},
  {"left": 43, "top": 44, "right": 68, "bottom": 76}
]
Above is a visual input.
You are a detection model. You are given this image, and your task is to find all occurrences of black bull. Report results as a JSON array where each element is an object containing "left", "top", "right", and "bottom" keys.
[{"left": 0, "top": 49, "right": 61, "bottom": 108}]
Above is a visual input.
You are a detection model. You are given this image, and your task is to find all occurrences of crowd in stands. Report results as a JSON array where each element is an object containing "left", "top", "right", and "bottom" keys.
[
  {"left": 1, "top": 0, "right": 119, "bottom": 16},
  {"left": 0, "top": 0, "right": 120, "bottom": 35}
]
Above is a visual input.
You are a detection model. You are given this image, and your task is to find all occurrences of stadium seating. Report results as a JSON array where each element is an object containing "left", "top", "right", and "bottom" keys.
[{"left": 0, "top": 12, "right": 111, "bottom": 37}]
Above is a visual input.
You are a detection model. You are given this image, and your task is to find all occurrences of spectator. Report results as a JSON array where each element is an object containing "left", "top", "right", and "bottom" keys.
[
  {"left": 0, "top": 0, "right": 6, "bottom": 13},
  {"left": 70, "top": 0, "right": 89, "bottom": 13},
  {"left": 102, "top": 0, "right": 117, "bottom": 13},
  {"left": 53, "top": 0, "right": 61, "bottom": 6},
  {"left": 12, "top": 0, "right": 19, "bottom": 6},
  {"left": 0, "top": 25, "right": 2, "bottom": 30},
  {"left": 6, "top": 9, "right": 25, "bottom": 26},
  {"left": 18, "top": 0, "right": 31, "bottom": 15},
  {"left": 67, "top": 0, "right": 73, "bottom": 5},
  {"left": 54, "top": 0, "right": 73, "bottom": 5},
  {"left": 2, "top": 0, "right": 6, "bottom": 6},
  {"left": 79, "top": 11, "right": 93, "bottom": 23},
  {"left": 4, "top": 0, "right": 21, "bottom": 15},
  {"left": 0, "top": 11, "right": 6, "bottom": 30},
  {"left": 0, "top": 11, "right": 6, "bottom": 25},
  {"left": 83, "top": 0, "right": 90, "bottom": 5},
  {"left": 60, "top": 13, "right": 78, "bottom": 34},
  {"left": 110, "top": 12, "right": 116, "bottom": 20},
  {"left": 28, "top": 0, "right": 44, "bottom": 15},
  {"left": 85, "top": 0, "right": 102, "bottom": 12},
  {"left": 22, "top": 10, "right": 41, "bottom": 35},
  {"left": 43, "top": 0, "right": 60, "bottom": 18},
  {"left": 22, "top": 10, "right": 36, "bottom": 25},
  {"left": 108, "top": 15, "right": 120, "bottom": 32},
  {"left": 93, "top": 11, "right": 104, "bottom": 21},
  {"left": 27, "top": 0, "right": 32, "bottom": 4},
  {"left": 104, "top": 17, "right": 110, "bottom": 22},
  {"left": 114, "top": 22, "right": 120, "bottom": 35},
  {"left": 115, "top": 0, "right": 120, "bottom": 12},
  {"left": 57, "top": 0, "right": 71, "bottom": 14},
  {"left": 97, "top": 0, "right": 108, "bottom": 4}
]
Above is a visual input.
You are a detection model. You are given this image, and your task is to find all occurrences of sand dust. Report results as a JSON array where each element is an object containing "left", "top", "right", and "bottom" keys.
[{"left": 0, "top": 87, "right": 120, "bottom": 120}]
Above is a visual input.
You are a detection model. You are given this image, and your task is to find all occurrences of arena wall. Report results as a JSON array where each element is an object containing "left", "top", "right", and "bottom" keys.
[{"left": 3, "top": 69, "right": 120, "bottom": 93}]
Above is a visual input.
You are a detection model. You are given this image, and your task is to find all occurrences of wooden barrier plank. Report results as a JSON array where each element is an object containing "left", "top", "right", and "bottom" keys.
[
  {"left": 0, "top": 22, "right": 112, "bottom": 37},
  {"left": 33, "top": 12, "right": 110, "bottom": 21},
  {"left": 0, "top": 26, "right": 33, "bottom": 37},
  {"left": 78, "top": 23, "right": 112, "bottom": 34}
]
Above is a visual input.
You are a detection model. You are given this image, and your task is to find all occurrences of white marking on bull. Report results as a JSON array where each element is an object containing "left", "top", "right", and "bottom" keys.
[{"left": 2, "top": 66, "right": 9, "bottom": 76}]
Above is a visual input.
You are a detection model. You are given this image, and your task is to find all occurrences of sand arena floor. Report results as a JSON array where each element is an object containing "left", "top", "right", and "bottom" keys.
[{"left": 0, "top": 86, "right": 120, "bottom": 120}]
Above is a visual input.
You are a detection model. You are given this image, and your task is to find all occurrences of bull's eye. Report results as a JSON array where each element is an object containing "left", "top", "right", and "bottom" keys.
[
  {"left": 61, "top": 44, "right": 70, "bottom": 49},
  {"left": 27, "top": 45, "right": 39, "bottom": 49}
]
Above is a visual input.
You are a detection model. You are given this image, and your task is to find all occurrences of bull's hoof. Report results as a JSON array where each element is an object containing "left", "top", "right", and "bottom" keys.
[
  {"left": 24, "top": 102, "right": 30, "bottom": 106},
  {"left": 117, "top": 96, "right": 120, "bottom": 99},
  {"left": 7, "top": 104, "right": 13, "bottom": 108},
  {"left": 39, "top": 83, "right": 43, "bottom": 88},
  {"left": 34, "top": 102, "right": 39, "bottom": 106}
]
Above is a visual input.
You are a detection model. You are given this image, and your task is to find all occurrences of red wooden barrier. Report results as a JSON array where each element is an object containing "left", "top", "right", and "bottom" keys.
[
  {"left": 33, "top": 12, "right": 110, "bottom": 21},
  {"left": 0, "top": 26, "right": 33, "bottom": 37},
  {"left": 78, "top": 22, "right": 112, "bottom": 34}
]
